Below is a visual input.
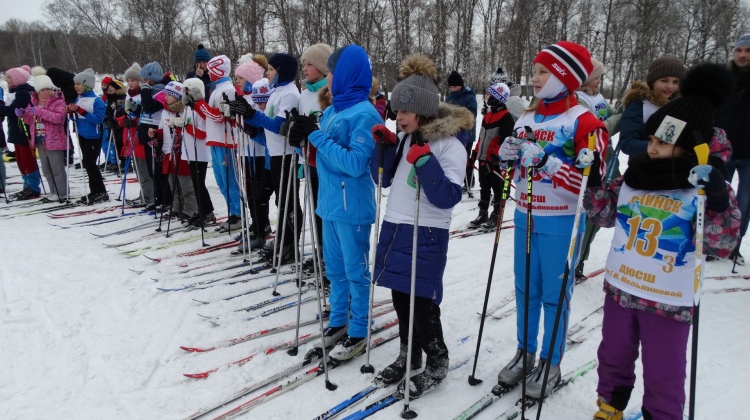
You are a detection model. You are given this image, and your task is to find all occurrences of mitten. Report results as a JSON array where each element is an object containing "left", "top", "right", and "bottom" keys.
[
  {"left": 498, "top": 136, "right": 524, "bottom": 161},
  {"left": 519, "top": 141, "right": 562, "bottom": 175},
  {"left": 372, "top": 124, "right": 397, "bottom": 145},
  {"left": 288, "top": 114, "right": 317, "bottom": 147},
  {"left": 575, "top": 148, "right": 596, "bottom": 169},
  {"left": 406, "top": 142, "right": 431, "bottom": 167},
  {"left": 688, "top": 165, "right": 729, "bottom": 212}
]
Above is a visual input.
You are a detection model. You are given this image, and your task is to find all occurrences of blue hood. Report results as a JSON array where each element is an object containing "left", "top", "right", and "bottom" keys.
[{"left": 331, "top": 45, "right": 372, "bottom": 112}]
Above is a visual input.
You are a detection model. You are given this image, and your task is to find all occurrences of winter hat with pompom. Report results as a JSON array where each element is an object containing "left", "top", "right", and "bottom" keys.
[
  {"left": 235, "top": 60, "right": 266, "bottom": 85},
  {"left": 534, "top": 41, "right": 593, "bottom": 92},
  {"left": 251, "top": 78, "right": 274, "bottom": 103},
  {"left": 140, "top": 62, "right": 163, "bottom": 83},
  {"left": 74, "top": 68, "right": 96, "bottom": 90},
  {"left": 488, "top": 83, "right": 510, "bottom": 104},
  {"left": 182, "top": 77, "right": 205, "bottom": 101},
  {"left": 6, "top": 66, "right": 31, "bottom": 86},
  {"left": 30, "top": 67, "right": 56, "bottom": 92},
  {"left": 489, "top": 67, "right": 509, "bottom": 84},
  {"left": 124, "top": 62, "right": 141, "bottom": 81},
  {"left": 390, "top": 54, "right": 441, "bottom": 117},
  {"left": 645, "top": 62, "right": 733, "bottom": 150},
  {"left": 46, "top": 67, "right": 76, "bottom": 103},
  {"left": 164, "top": 81, "right": 183, "bottom": 100},
  {"left": 194, "top": 44, "right": 211, "bottom": 64}
]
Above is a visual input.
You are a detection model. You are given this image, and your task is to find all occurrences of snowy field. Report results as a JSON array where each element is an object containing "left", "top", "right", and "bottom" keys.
[{"left": 1, "top": 113, "right": 749, "bottom": 420}]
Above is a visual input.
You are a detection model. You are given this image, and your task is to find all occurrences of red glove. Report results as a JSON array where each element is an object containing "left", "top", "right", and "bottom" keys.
[
  {"left": 406, "top": 143, "right": 431, "bottom": 166},
  {"left": 372, "top": 124, "right": 397, "bottom": 145}
]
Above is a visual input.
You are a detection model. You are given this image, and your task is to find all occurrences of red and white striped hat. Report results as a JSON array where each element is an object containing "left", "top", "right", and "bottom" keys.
[{"left": 533, "top": 41, "right": 593, "bottom": 92}]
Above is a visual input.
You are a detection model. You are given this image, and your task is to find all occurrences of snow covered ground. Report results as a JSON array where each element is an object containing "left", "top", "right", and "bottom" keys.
[{"left": 1, "top": 115, "right": 749, "bottom": 420}]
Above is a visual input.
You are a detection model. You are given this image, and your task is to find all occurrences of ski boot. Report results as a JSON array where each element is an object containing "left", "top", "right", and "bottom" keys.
[
  {"left": 593, "top": 397, "right": 623, "bottom": 420},
  {"left": 483, "top": 211, "right": 498, "bottom": 230},
  {"left": 329, "top": 335, "right": 366, "bottom": 361},
  {"left": 493, "top": 348, "right": 536, "bottom": 395},
  {"left": 469, "top": 209, "right": 488, "bottom": 227},
  {"left": 376, "top": 343, "right": 423, "bottom": 385},
  {"left": 524, "top": 358, "right": 561, "bottom": 399},
  {"left": 397, "top": 351, "right": 448, "bottom": 399}
]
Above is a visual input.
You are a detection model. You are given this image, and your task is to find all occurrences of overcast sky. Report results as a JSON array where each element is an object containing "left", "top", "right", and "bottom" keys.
[{"left": 1, "top": 0, "right": 47, "bottom": 25}]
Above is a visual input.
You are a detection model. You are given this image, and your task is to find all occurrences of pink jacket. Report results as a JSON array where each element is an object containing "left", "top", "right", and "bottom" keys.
[{"left": 23, "top": 91, "right": 68, "bottom": 151}]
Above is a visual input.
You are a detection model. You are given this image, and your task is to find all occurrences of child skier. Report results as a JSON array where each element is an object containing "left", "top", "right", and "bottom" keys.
[
  {"left": 468, "top": 82, "right": 515, "bottom": 229},
  {"left": 68, "top": 68, "right": 108, "bottom": 204},
  {"left": 369, "top": 54, "right": 474, "bottom": 397},
  {"left": 138, "top": 61, "right": 171, "bottom": 210},
  {"left": 586, "top": 63, "right": 739, "bottom": 420},
  {"left": 495, "top": 41, "right": 607, "bottom": 398},
  {"left": 120, "top": 63, "right": 153, "bottom": 208}
]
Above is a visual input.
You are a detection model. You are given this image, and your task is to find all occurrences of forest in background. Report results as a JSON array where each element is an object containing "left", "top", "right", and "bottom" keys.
[{"left": 0, "top": 0, "right": 748, "bottom": 102}]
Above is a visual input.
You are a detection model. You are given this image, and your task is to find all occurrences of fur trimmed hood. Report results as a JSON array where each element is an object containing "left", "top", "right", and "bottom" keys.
[
  {"left": 317, "top": 85, "right": 332, "bottom": 110},
  {"left": 622, "top": 80, "right": 671, "bottom": 108},
  {"left": 418, "top": 102, "right": 475, "bottom": 142}
]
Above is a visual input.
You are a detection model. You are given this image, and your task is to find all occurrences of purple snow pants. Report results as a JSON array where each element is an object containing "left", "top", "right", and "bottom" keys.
[{"left": 596, "top": 295, "right": 690, "bottom": 420}]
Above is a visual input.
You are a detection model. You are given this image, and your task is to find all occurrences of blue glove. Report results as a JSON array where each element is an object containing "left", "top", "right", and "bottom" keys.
[
  {"left": 498, "top": 136, "right": 524, "bottom": 161},
  {"left": 688, "top": 164, "right": 729, "bottom": 212},
  {"left": 519, "top": 141, "right": 562, "bottom": 176}
]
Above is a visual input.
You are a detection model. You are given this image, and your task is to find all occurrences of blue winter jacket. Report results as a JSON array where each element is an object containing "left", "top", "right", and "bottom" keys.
[
  {"left": 0, "top": 83, "right": 33, "bottom": 145},
  {"left": 619, "top": 99, "right": 648, "bottom": 157},
  {"left": 308, "top": 100, "right": 380, "bottom": 225},
  {"left": 72, "top": 90, "right": 106, "bottom": 140},
  {"left": 446, "top": 86, "right": 478, "bottom": 144}
]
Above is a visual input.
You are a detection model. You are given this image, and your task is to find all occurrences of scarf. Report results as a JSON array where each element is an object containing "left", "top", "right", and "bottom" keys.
[{"left": 305, "top": 78, "right": 327, "bottom": 93}]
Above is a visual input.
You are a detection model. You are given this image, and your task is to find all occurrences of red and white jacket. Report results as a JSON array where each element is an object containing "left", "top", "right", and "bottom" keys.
[
  {"left": 183, "top": 99, "right": 210, "bottom": 162},
  {"left": 203, "top": 79, "right": 237, "bottom": 148}
]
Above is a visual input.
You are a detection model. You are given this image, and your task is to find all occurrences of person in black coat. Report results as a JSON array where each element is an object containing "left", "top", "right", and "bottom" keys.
[{"left": 445, "top": 70, "right": 478, "bottom": 194}]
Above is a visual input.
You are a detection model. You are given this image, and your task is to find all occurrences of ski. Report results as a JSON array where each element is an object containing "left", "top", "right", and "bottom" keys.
[
  {"left": 143, "top": 239, "right": 239, "bottom": 262},
  {"left": 155, "top": 262, "right": 281, "bottom": 292},
  {"left": 451, "top": 225, "right": 515, "bottom": 239},
  {"left": 478, "top": 292, "right": 515, "bottom": 317},
  {"left": 90, "top": 220, "right": 162, "bottom": 238},
  {"left": 0, "top": 202, "right": 77, "bottom": 218},
  {"left": 491, "top": 360, "right": 598, "bottom": 420},
  {"left": 196, "top": 285, "right": 311, "bottom": 321},
  {"left": 706, "top": 274, "right": 750, "bottom": 280},
  {"left": 575, "top": 267, "right": 607, "bottom": 285},
  {"left": 47, "top": 204, "right": 131, "bottom": 218},
  {"left": 120, "top": 229, "right": 227, "bottom": 257},
  {"left": 184, "top": 322, "right": 400, "bottom": 420},
  {"left": 179, "top": 300, "right": 393, "bottom": 353},
  {"left": 192, "top": 278, "right": 299, "bottom": 304},
  {"left": 707, "top": 286, "right": 750, "bottom": 294}
]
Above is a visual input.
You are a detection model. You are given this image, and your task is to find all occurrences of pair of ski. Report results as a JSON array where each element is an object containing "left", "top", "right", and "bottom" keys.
[{"left": 184, "top": 320, "right": 401, "bottom": 420}]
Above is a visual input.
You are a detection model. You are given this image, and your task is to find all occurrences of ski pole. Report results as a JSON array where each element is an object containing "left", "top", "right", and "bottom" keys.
[
  {"left": 186, "top": 104, "right": 208, "bottom": 246},
  {"left": 222, "top": 93, "right": 233, "bottom": 236},
  {"left": 271, "top": 150, "right": 295, "bottom": 295},
  {"left": 521, "top": 126, "right": 536, "bottom": 420},
  {"left": 361, "top": 133, "right": 387, "bottom": 374},
  {"left": 534, "top": 130, "right": 597, "bottom": 420},
  {"left": 688, "top": 141, "right": 710, "bottom": 420},
  {"left": 402, "top": 131, "right": 423, "bottom": 420},
  {"left": 289, "top": 143, "right": 313, "bottom": 357},
  {"left": 270, "top": 118, "right": 292, "bottom": 276},
  {"left": 468, "top": 161, "right": 513, "bottom": 385}
]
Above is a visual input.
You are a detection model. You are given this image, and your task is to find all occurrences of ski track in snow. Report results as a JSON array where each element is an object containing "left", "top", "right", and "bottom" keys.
[{"left": 1, "top": 114, "right": 748, "bottom": 419}]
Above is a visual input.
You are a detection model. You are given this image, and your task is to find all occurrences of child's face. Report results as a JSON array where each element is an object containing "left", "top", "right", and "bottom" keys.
[
  {"left": 734, "top": 46, "right": 750, "bottom": 68},
  {"left": 583, "top": 75, "right": 602, "bottom": 94},
  {"left": 396, "top": 110, "right": 419, "bottom": 134},
  {"left": 6, "top": 75, "right": 14, "bottom": 87},
  {"left": 236, "top": 76, "right": 247, "bottom": 89},
  {"left": 127, "top": 79, "right": 139, "bottom": 90},
  {"left": 107, "top": 85, "right": 117, "bottom": 95},
  {"left": 652, "top": 77, "right": 679, "bottom": 100},
  {"left": 165, "top": 94, "right": 178, "bottom": 105},
  {"left": 531, "top": 63, "right": 552, "bottom": 95},
  {"left": 647, "top": 135, "right": 685, "bottom": 159},
  {"left": 257, "top": 102, "right": 267, "bottom": 111},
  {"left": 303, "top": 62, "right": 324, "bottom": 83},
  {"left": 266, "top": 65, "right": 277, "bottom": 82},
  {"left": 74, "top": 81, "right": 85, "bottom": 95}
]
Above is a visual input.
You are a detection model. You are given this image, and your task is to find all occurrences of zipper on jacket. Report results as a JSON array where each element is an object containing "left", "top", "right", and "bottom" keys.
[{"left": 341, "top": 181, "right": 347, "bottom": 211}]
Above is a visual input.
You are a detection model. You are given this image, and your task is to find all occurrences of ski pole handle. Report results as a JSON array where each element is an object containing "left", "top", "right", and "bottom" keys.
[
  {"left": 583, "top": 131, "right": 597, "bottom": 178},
  {"left": 376, "top": 132, "right": 386, "bottom": 173}
]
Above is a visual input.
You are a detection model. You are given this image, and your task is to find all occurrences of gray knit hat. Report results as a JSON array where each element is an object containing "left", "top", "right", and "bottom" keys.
[
  {"left": 301, "top": 43, "right": 333, "bottom": 75},
  {"left": 73, "top": 68, "right": 96, "bottom": 90},
  {"left": 646, "top": 54, "right": 685, "bottom": 86},
  {"left": 124, "top": 62, "right": 141, "bottom": 81},
  {"left": 390, "top": 54, "right": 441, "bottom": 118},
  {"left": 140, "top": 61, "right": 163, "bottom": 83}
]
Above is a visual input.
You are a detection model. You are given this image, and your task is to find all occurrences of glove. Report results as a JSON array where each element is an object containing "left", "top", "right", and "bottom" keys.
[
  {"left": 385, "top": 100, "right": 397, "bottom": 120},
  {"left": 125, "top": 99, "right": 137, "bottom": 112},
  {"left": 14, "top": 108, "right": 24, "bottom": 117},
  {"left": 219, "top": 102, "right": 231, "bottom": 117},
  {"left": 182, "top": 94, "right": 195, "bottom": 107},
  {"left": 372, "top": 124, "right": 397, "bottom": 145},
  {"left": 519, "top": 141, "right": 562, "bottom": 175},
  {"left": 688, "top": 165, "right": 729, "bottom": 212},
  {"left": 279, "top": 109, "right": 297, "bottom": 137},
  {"left": 481, "top": 101, "right": 488, "bottom": 115},
  {"left": 106, "top": 117, "right": 117, "bottom": 130},
  {"left": 229, "top": 99, "right": 255, "bottom": 118},
  {"left": 406, "top": 142, "right": 431, "bottom": 167},
  {"left": 169, "top": 117, "right": 185, "bottom": 128},
  {"left": 139, "top": 82, "right": 151, "bottom": 90},
  {"left": 124, "top": 117, "right": 135, "bottom": 128},
  {"left": 288, "top": 114, "right": 318, "bottom": 148},
  {"left": 479, "top": 162, "right": 493, "bottom": 176},
  {"left": 575, "top": 148, "right": 596, "bottom": 169},
  {"left": 498, "top": 136, "right": 524, "bottom": 161},
  {"left": 468, "top": 150, "right": 478, "bottom": 167},
  {"left": 586, "top": 152, "right": 603, "bottom": 188},
  {"left": 243, "top": 123, "right": 259, "bottom": 137}
]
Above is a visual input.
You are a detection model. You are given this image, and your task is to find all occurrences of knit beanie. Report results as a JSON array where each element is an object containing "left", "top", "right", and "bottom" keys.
[
  {"left": 645, "top": 63, "right": 732, "bottom": 150},
  {"left": 251, "top": 78, "right": 274, "bottom": 103},
  {"left": 108, "top": 78, "right": 125, "bottom": 91},
  {"left": 235, "top": 60, "right": 266, "bottom": 85},
  {"left": 390, "top": 54, "right": 440, "bottom": 118},
  {"left": 30, "top": 67, "right": 55, "bottom": 92},
  {"left": 140, "top": 61, "right": 163, "bottom": 83},
  {"left": 208, "top": 55, "right": 231, "bottom": 80},
  {"left": 182, "top": 77, "right": 205, "bottom": 101},
  {"left": 327, "top": 47, "right": 345, "bottom": 74},
  {"left": 46, "top": 67, "right": 77, "bottom": 103},
  {"left": 6, "top": 66, "right": 30, "bottom": 86},
  {"left": 301, "top": 43, "right": 333, "bottom": 75},
  {"left": 74, "top": 68, "right": 96, "bottom": 90},
  {"left": 194, "top": 44, "right": 211, "bottom": 64},
  {"left": 268, "top": 53, "right": 298, "bottom": 83},
  {"left": 488, "top": 83, "right": 510, "bottom": 103},
  {"left": 735, "top": 33, "right": 750, "bottom": 48},
  {"left": 584, "top": 58, "right": 605, "bottom": 85},
  {"left": 646, "top": 54, "right": 685, "bottom": 86},
  {"left": 533, "top": 41, "right": 593, "bottom": 92},
  {"left": 124, "top": 62, "right": 141, "bottom": 81},
  {"left": 447, "top": 70, "right": 464, "bottom": 87},
  {"left": 489, "top": 67, "right": 509, "bottom": 84},
  {"left": 164, "top": 81, "right": 183, "bottom": 100}
]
